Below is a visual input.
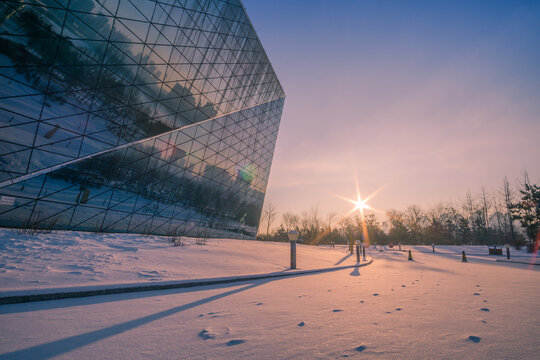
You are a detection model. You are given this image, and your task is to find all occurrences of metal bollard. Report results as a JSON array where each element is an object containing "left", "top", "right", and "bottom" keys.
[
  {"left": 506, "top": 247, "right": 510, "bottom": 259},
  {"left": 356, "top": 243, "right": 360, "bottom": 262},
  {"left": 290, "top": 241, "right": 296, "bottom": 269},
  {"left": 432, "top": 243, "right": 435, "bottom": 252},
  {"left": 362, "top": 246, "right": 366, "bottom": 261}
]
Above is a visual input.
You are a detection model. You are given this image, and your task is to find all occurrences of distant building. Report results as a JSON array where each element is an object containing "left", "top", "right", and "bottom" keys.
[{"left": 0, "top": 0, "right": 284, "bottom": 238}]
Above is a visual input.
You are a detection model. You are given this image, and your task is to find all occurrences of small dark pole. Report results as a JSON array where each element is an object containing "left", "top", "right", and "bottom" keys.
[
  {"left": 362, "top": 245, "right": 366, "bottom": 261},
  {"left": 356, "top": 242, "right": 360, "bottom": 262},
  {"left": 399, "top": 243, "right": 401, "bottom": 251},
  {"left": 290, "top": 241, "right": 296, "bottom": 269},
  {"left": 432, "top": 243, "right": 435, "bottom": 253},
  {"left": 288, "top": 230, "right": 299, "bottom": 269},
  {"left": 506, "top": 247, "right": 510, "bottom": 259}
]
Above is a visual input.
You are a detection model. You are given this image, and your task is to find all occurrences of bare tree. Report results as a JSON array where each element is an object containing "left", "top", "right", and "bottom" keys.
[
  {"left": 491, "top": 187, "right": 505, "bottom": 244},
  {"left": 404, "top": 205, "right": 424, "bottom": 244},
  {"left": 308, "top": 206, "right": 322, "bottom": 233},
  {"left": 481, "top": 187, "right": 491, "bottom": 230},
  {"left": 325, "top": 211, "right": 338, "bottom": 232},
  {"left": 262, "top": 202, "right": 278, "bottom": 239},
  {"left": 282, "top": 211, "right": 299, "bottom": 231},
  {"left": 503, "top": 176, "right": 516, "bottom": 244},
  {"left": 300, "top": 210, "right": 310, "bottom": 234},
  {"left": 386, "top": 209, "right": 409, "bottom": 243}
]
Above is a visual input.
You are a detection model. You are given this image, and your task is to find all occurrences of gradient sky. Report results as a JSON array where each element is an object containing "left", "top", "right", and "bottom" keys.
[{"left": 242, "top": 0, "right": 540, "bottom": 220}]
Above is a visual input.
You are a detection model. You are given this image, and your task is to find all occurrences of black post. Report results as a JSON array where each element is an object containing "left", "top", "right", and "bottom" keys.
[
  {"left": 356, "top": 243, "right": 360, "bottom": 262},
  {"left": 290, "top": 241, "right": 296, "bottom": 269},
  {"left": 432, "top": 244, "right": 435, "bottom": 252},
  {"left": 362, "top": 246, "right": 366, "bottom": 260},
  {"left": 506, "top": 247, "right": 510, "bottom": 259},
  {"left": 399, "top": 243, "right": 401, "bottom": 251}
]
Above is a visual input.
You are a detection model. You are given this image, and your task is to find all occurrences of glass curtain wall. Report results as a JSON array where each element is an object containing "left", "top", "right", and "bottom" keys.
[{"left": 0, "top": 0, "right": 285, "bottom": 238}]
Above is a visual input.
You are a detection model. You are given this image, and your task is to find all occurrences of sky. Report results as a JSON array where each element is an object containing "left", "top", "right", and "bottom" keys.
[{"left": 242, "top": 0, "right": 540, "bottom": 221}]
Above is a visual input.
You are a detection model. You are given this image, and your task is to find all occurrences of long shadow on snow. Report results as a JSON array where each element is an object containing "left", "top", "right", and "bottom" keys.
[
  {"left": 407, "top": 249, "right": 540, "bottom": 271},
  {"left": 0, "top": 279, "right": 270, "bottom": 360},
  {"left": 0, "top": 264, "right": 369, "bottom": 315},
  {"left": 0, "top": 280, "right": 264, "bottom": 315},
  {"left": 0, "top": 267, "right": 366, "bottom": 359},
  {"left": 369, "top": 253, "right": 455, "bottom": 274},
  {"left": 334, "top": 253, "right": 353, "bottom": 265}
]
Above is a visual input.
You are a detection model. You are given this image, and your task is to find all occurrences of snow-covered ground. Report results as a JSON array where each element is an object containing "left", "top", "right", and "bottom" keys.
[
  {"left": 0, "top": 229, "right": 363, "bottom": 294},
  {"left": 0, "top": 230, "right": 539, "bottom": 359}
]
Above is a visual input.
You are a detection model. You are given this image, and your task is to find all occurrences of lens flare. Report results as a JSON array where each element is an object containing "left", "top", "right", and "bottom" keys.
[{"left": 335, "top": 177, "right": 386, "bottom": 246}]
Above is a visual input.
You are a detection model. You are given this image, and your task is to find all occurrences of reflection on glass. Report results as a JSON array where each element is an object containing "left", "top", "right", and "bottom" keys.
[{"left": 0, "top": 1, "right": 284, "bottom": 238}]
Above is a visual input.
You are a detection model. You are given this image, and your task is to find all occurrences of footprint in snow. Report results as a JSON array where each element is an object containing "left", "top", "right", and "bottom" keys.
[
  {"left": 395, "top": 308, "right": 402, "bottom": 311},
  {"left": 198, "top": 311, "right": 227, "bottom": 318},
  {"left": 253, "top": 302, "right": 263, "bottom": 306},
  {"left": 360, "top": 300, "right": 364, "bottom": 303},
  {"left": 468, "top": 336, "right": 481, "bottom": 343},
  {"left": 373, "top": 293, "right": 379, "bottom": 296},
  {"left": 333, "top": 309, "right": 343, "bottom": 312},
  {"left": 480, "top": 308, "right": 490, "bottom": 312},
  {"left": 355, "top": 346, "right": 367, "bottom": 352},
  {"left": 481, "top": 320, "right": 488, "bottom": 324},
  {"left": 473, "top": 293, "right": 480, "bottom": 296},
  {"left": 483, "top": 300, "right": 488, "bottom": 303},
  {"left": 401, "top": 285, "right": 406, "bottom": 287},
  {"left": 226, "top": 340, "right": 245, "bottom": 346},
  {"left": 198, "top": 329, "right": 216, "bottom": 340},
  {"left": 298, "top": 321, "right": 305, "bottom": 327}
]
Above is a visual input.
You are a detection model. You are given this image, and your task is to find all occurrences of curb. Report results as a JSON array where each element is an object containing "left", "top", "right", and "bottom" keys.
[{"left": 0, "top": 259, "right": 373, "bottom": 305}]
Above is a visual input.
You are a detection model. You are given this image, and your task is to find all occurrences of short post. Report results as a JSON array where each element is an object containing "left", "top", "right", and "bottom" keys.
[
  {"left": 288, "top": 230, "right": 299, "bottom": 269},
  {"left": 355, "top": 241, "right": 360, "bottom": 262},
  {"left": 505, "top": 244, "right": 510, "bottom": 259},
  {"left": 432, "top": 243, "right": 435, "bottom": 253},
  {"left": 399, "top": 243, "right": 402, "bottom": 251},
  {"left": 362, "top": 244, "right": 366, "bottom": 261}
]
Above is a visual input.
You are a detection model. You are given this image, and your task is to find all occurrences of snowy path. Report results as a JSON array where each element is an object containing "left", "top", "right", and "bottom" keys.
[{"left": 1, "top": 248, "right": 538, "bottom": 359}]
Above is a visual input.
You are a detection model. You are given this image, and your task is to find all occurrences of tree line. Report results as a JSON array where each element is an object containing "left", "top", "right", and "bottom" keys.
[{"left": 258, "top": 175, "right": 539, "bottom": 252}]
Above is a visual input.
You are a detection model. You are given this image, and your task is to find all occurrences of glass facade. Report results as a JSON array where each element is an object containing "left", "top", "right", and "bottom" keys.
[{"left": 0, "top": 0, "right": 284, "bottom": 238}]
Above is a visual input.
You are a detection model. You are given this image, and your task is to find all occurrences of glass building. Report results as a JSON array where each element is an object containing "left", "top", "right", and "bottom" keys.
[{"left": 0, "top": 0, "right": 284, "bottom": 239}]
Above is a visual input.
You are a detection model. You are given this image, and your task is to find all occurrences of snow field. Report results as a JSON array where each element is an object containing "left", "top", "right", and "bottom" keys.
[
  {"left": 0, "top": 231, "right": 539, "bottom": 359},
  {"left": 0, "top": 229, "right": 362, "bottom": 293}
]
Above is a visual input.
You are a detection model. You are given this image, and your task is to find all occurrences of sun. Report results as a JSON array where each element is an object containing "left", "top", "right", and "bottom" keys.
[
  {"left": 335, "top": 180, "right": 383, "bottom": 246},
  {"left": 337, "top": 192, "right": 375, "bottom": 217},
  {"left": 352, "top": 196, "right": 370, "bottom": 212},
  {"left": 335, "top": 177, "right": 384, "bottom": 218}
]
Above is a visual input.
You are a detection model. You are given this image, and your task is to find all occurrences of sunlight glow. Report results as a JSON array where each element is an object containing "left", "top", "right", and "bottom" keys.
[{"left": 335, "top": 177, "right": 386, "bottom": 247}]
